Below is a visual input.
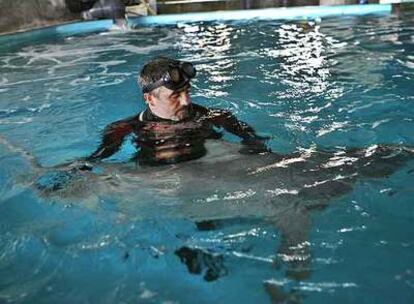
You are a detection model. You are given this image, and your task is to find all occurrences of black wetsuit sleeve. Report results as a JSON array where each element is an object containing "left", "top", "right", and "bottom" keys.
[
  {"left": 209, "top": 108, "right": 270, "bottom": 154},
  {"left": 86, "top": 119, "right": 136, "bottom": 161}
]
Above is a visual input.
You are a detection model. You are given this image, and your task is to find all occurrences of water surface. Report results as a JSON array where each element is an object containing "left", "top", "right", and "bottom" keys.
[{"left": 0, "top": 13, "right": 413, "bottom": 303}]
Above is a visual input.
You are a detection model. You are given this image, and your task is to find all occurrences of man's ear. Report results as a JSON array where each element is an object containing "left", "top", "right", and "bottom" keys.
[{"left": 143, "top": 93, "right": 156, "bottom": 107}]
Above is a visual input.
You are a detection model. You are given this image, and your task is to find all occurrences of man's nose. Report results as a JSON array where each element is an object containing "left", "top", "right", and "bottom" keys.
[{"left": 179, "top": 92, "right": 191, "bottom": 106}]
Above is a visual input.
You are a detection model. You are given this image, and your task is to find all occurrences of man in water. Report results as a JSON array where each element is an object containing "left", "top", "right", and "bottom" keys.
[{"left": 87, "top": 57, "right": 269, "bottom": 165}]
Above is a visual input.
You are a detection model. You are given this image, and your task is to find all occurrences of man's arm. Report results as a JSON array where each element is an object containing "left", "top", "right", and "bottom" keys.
[
  {"left": 86, "top": 120, "right": 134, "bottom": 161},
  {"left": 209, "top": 109, "right": 270, "bottom": 154}
]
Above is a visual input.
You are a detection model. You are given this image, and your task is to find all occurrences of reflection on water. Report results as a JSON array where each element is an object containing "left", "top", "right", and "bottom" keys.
[
  {"left": 177, "top": 23, "right": 238, "bottom": 98},
  {"left": 265, "top": 21, "right": 333, "bottom": 96},
  {"left": 0, "top": 14, "right": 414, "bottom": 304}
]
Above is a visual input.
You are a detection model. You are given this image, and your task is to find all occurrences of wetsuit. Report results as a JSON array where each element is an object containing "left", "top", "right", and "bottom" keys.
[{"left": 87, "top": 103, "right": 269, "bottom": 166}]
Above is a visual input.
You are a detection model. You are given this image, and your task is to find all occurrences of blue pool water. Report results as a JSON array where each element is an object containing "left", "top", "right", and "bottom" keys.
[{"left": 1, "top": 11, "right": 414, "bottom": 303}]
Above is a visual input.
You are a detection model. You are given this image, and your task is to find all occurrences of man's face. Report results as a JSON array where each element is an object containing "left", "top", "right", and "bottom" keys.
[{"left": 145, "top": 84, "right": 192, "bottom": 121}]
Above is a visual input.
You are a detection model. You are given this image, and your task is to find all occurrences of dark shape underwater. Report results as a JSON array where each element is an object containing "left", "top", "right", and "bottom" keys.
[{"left": 2, "top": 137, "right": 414, "bottom": 296}]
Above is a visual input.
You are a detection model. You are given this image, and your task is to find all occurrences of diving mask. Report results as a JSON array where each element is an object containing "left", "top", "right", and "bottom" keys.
[{"left": 142, "top": 61, "right": 196, "bottom": 93}]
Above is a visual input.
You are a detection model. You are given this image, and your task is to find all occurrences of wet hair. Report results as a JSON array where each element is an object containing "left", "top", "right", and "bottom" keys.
[{"left": 138, "top": 57, "right": 175, "bottom": 96}]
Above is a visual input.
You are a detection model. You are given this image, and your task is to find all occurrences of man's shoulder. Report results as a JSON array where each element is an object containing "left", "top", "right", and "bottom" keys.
[
  {"left": 104, "top": 113, "right": 142, "bottom": 132},
  {"left": 192, "top": 103, "right": 209, "bottom": 113},
  {"left": 192, "top": 103, "right": 230, "bottom": 116}
]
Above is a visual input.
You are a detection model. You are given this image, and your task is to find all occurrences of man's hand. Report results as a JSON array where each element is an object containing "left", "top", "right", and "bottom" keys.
[{"left": 239, "top": 138, "right": 271, "bottom": 155}]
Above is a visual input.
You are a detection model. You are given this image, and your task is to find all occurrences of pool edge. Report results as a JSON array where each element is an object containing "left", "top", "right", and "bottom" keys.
[
  {"left": 131, "top": 4, "right": 392, "bottom": 26},
  {"left": 0, "top": 4, "right": 392, "bottom": 40}
]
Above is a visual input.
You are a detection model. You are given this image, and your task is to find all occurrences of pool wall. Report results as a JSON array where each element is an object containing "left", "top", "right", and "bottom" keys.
[
  {"left": 0, "top": 0, "right": 354, "bottom": 33},
  {"left": 128, "top": 3, "right": 392, "bottom": 25},
  {"left": 0, "top": 4, "right": 392, "bottom": 44}
]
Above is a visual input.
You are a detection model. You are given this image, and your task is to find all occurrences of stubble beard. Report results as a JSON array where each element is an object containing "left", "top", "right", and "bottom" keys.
[{"left": 174, "top": 105, "right": 192, "bottom": 121}]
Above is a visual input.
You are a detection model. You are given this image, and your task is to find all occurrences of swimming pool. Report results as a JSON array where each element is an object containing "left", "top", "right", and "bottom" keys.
[{"left": 1, "top": 6, "right": 414, "bottom": 304}]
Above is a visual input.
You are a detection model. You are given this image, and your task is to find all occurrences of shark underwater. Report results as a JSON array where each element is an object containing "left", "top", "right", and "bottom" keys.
[{"left": 2, "top": 136, "right": 414, "bottom": 284}]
